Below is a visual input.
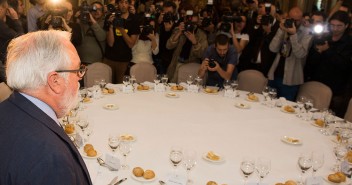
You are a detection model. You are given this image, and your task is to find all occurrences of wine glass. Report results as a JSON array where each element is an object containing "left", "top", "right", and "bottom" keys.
[
  {"left": 170, "top": 146, "right": 183, "bottom": 175},
  {"left": 311, "top": 151, "right": 324, "bottom": 177},
  {"left": 194, "top": 76, "right": 202, "bottom": 87},
  {"left": 154, "top": 74, "right": 161, "bottom": 85},
  {"left": 161, "top": 74, "right": 168, "bottom": 85},
  {"left": 223, "top": 80, "right": 231, "bottom": 91},
  {"left": 130, "top": 75, "right": 136, "bottom": 87},
  {"left": 183, "top": 150, "right": 197, "bottom": 184},
  {"left": 186, "top": 75, "right": 194, "bottom": 87},
  {"left": 297, "top": 153, "right": 312, "bottom": 185},
  {"left": 255, "top": 158, "right": 271, "bottom": 184},
  {"left": 123, "top": 75, "right": 130, "bottom": 87},
  {"left": 119, "top": 140, "right": 132, "bottom": 170},
  {"left": 231, "top": 80, "right": 238, "bottom": 91},
  {"left": 76, "top": 117, "right": 89, "bottom": 133},
  {"left": 304, "top": 99, "right": 314, "bottom": 121},
  {"left": 240, "top": 157, "right": 255, "bottom": 185},
  {"left": 108, "top": 134, "right": 119, "bottom": 154},
  {"left": 296, "top": 96, "right": 306, "bottom": 118},
  {"left": 99, "top": 78, "right": 107, "bottom": 89},
  {"left": 261, "top": 86, "right": 270, "bottom": 105},
  {"left": 333, "top": 145, "right": 347, "bottom": 172}
]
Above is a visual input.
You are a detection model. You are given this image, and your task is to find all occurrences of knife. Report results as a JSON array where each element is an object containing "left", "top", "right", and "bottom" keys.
[
  {"left": 108, "top": 176, "right": 118, "bottom": 185},
  {"left": 114, "top": 178, "right": 127, "bottom": 185}
]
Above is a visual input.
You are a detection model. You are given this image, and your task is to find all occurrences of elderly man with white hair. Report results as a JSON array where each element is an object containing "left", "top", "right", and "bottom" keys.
[{"left": 0, "top": 30, "right": 92, "bottom": 185}]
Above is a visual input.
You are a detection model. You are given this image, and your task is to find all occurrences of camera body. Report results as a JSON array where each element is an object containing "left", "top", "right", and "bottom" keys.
[
  {"left": 219, "top": 13, "right": 242, "bottom": 33},
  {"left": 261, "top": 3, "right": 273, "bottom": 26},
  {"left": 80, "top": 1, "right": 91, "bottom": 24},
  {"left": 49, "top": 8, "right": 68, "bottom": 29},
  {"left": 163, "top": 12, "right": 176, "bottom": 23},
  {"left": 284, "top": 18, "right": 294, "bottom": 28},
  {"left": 208, "top": 59, "right": 216, "bottom": 68},
  {"left": 312, "top": 24, "right": 328, "bottom": 45},
  {"left": 113, "top": 11, "right": 125, "bottom": 28},
  {"left": 201, "top": 17, "right": 212, "bottom": 28},
  {"left": 184, "top": 10, "right": 196, "bottom": 32}
]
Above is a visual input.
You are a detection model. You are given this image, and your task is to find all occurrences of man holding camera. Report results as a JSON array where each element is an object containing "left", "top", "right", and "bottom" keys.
[
  {"left": 76, "top": 1, "right": 106, "bottom": 65},
  {"left": 104, "top": 0, "right": 139, "bottom": 83},
  {"left": 268, "top": 7, "right": 313, "bottom": 101},
  {"left": 166, "top": 11, "right": 208, "bottom": 82},
  {"left": 198, "top": 33, "right": 237, "bottom": 87}
]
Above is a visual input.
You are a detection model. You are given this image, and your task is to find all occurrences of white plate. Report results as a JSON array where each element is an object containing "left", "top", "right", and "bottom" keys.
[
  {"left": 131, "top": 174, "right": 156, "bottom": 182},
  {"left": 165, "top": 92, "right": 180, "bottom": 98},
  {"left": 202, "top": 152, "right": 225, "bottom": 163},
  {"left": 280, "top": 106, "right": 297, "bottom": 114},
  {"left": 103, "top": 104, "right": 119, "bottom": 110},
  {"left": 80, "top": 149, "right": 102, "bottom": 159},
  {"left": 119, "top": 134, "right": 136, "bottom": 142},
  {"left": 281, "top": 136, "right": 302, "bottom": 145},
  {"left": 235, "top": 102, "right": 251, "bottom": 109},
  {"left": 324, "top": 175, "right": 349, "bottom": 185}
]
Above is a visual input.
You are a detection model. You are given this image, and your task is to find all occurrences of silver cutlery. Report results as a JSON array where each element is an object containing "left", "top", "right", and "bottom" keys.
[
  {"left": 97, "top": 157, "right": 118, "bottom": 171},
  {"left": 159, "top": 180, "right": 166, "bottom": 185},
  {"left": 108, "top": 176, "right": 119, "bottom": 185},
  {"left": 114, "top": 178, "right": 127, "bottom": 185},
  {"left": 69, "top": 136, "right": 80, "bottom": 148}
]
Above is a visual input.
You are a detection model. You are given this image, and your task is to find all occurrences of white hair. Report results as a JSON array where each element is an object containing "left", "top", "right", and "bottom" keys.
[{"left": 6, "top": 30, "right": 73, "bottom": 91}]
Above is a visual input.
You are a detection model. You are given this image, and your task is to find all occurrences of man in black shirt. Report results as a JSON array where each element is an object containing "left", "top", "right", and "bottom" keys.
[{"left": 104, "top": 0, "right": 140, "bottom": 83}]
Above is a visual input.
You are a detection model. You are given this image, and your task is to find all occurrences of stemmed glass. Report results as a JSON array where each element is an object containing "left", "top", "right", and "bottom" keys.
[
  {"left": 261, "top": 86, "right": 269, "bottom": 105},
  {"left": 108, "top": 134, "right": 120, "bottom": 154},
  {"left": 77, "top": 117, "right": 89, "bottom": 133},
  {"left": 240, "top": 157, "right": 255, "bottom": 185},
  {"left": 161, "top": 74, "right": 168, "bottom": 86},
  {"left": 130, "top": 75, "right": 136, "bottom": 87},
  {"left": 195, "top": 76, "right": 202, "bottom": 87},
  {"left": 154, "top": 74, "right": 161, "bottom": 85},
  {"left": 297, "top": 153, "right": 312, "bottom": 185},
  {"left": 255, "top": 158, "right": 271, "bottom": 184},
  {"left": 186, "top": 75, "right": 194, "bottom": 86},
  {"left": 223, "top": 80, "right": 231, "bottom": 91},
  {"left": 296, "top": 96, "right": 306, "bottom": 118},
  {"left": 333, "top": 145, "right": 347, "bottom": 172},
  {"left": 311, "top": 151, "right": 324, "bottom": 177},
  {"left": 123, "top": 75, "right": 130, "bottom": 87},
  {"left": 119, "top": 140, "right": 132, "bottom": 170},
  {"left": 99, "top": 78, "right": 107, "bottom": 89},
  {"left": 170, "top": 146, "right": 183, "bottom": 175},
  {"left": 304, "top": 99, "right": 314, "bottom": 121},
  {"left": 231, "top": 80, "right": 238, "bottom": 91},
  {"left": 183, "top": 150, "right": 197, "bottom": 184}
]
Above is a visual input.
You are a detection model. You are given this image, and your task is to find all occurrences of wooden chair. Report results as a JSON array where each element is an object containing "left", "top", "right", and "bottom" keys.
[
  {"left": 130, "top": 63, "right": 157, "bottom": 83},
  {"left": 237, "top": 70, "right": 268, "bottom": 94},
  {"left": 296, "top": 81, "right": 332, "bottom": 110},
  {"left": 177, "top": 63, "right": 201, "bottom": 84},
  {"left": 0, "top": 82, "right": 12, "bottom": 102},
  {"left": 345, "top": 98, "right": 352, "bottom": 122},
  {"left": 84, "top": 62, "right": 112, "bottom": 87}
]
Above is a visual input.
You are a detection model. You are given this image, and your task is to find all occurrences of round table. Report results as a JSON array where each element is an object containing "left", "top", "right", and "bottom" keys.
[{"left": 76, "top": 84, "right": 338, "bottom": 185}]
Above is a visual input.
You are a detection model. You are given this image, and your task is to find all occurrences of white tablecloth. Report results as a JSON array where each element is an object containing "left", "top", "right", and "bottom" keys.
[{"left": 78, "top": 84, "right": 338, "bottom": 185}]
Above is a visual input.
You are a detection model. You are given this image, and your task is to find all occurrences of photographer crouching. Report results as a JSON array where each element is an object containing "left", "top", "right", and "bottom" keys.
[
  {"left": 37, "top": 0, "right": 82, "bottom": 46},
  {"left": 75, "top": 1, "right": 106, "bottom": 65}
]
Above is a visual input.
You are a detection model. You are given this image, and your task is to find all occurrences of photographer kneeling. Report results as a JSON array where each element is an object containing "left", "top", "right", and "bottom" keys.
[{"left": 198, "top": 33, "right": 238, "bottom": 87}]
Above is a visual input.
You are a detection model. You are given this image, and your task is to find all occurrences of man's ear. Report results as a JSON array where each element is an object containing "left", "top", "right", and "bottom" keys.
[{"left": 47, "top": 72, "right": 64, "bottom": 94}]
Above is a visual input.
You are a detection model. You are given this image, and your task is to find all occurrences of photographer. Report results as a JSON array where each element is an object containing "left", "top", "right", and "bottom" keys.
[
  {"left": 268, "top": 7, "right": 313, "bottom": 101},
  {"left": 166, "top": 11, "right": 208, "bottom": 82},
  {"left": 38, "top": 0, "right": 82, "bottom": 47},
  {"left": 0, "top": 0, "right": 24, "bottom": 82},
  {"left": 131, "top": 13, "right": 159, "bottom": 64},
  {"left": 153, "top": 1, "right": 177, "bottom": 74},
  {"left": 306, "top": 11, "right": 352, "bottom": 117},
  {"left": 104, "top": 0, "right": 140, "bottom": 83},
  {"left": 198, "top": 33, "right": 237, "bottom": 87},
  {"left": 76, "top": 1, "right": 106, "bottom": 65}
]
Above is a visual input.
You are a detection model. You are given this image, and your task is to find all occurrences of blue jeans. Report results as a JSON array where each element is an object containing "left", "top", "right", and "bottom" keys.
[{"left": 269, "top": 78, "right": 300, "bottom": 101}]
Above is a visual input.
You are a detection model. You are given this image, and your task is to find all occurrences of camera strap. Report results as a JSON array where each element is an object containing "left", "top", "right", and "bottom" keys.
[{"left": 87, "top": 25, "right": 105, "bottom": 60}]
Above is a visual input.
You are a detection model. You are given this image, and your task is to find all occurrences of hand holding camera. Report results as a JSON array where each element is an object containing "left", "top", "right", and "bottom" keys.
[
  {"left": 280, "top": 18, "right": 297, "bottom": 35},
  {"left": 6, "top": 7, "right": 19, "bottom": 20}
]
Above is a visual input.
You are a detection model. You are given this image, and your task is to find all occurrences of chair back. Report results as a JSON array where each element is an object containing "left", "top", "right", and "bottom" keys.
[
  {"left": 237, "top": 70, "right": 268, "bottom": 94},
  {"left": 0, "top": 82, "right": 12, "bottom": 102},
  {"left": 345, "top": 98, "right": 352, "bottom": 122},
  {"left": 130, "top": 63, "right": 157, "bottom": 83},
  {"left": 84, "top": 62, "right": 112, "bottom": 87},
  {"left": 296, "top": 81, "right": 332, "bottom": 110},
  {"left": 177, "top": 63, "right": 201, "bottom": 83}
]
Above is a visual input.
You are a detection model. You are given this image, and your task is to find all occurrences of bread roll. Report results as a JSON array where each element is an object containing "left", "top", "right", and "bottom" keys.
[
  {"left": 315, "top": 119, "right": 324, "bottom": 127},
  {"left": 206, "top": 181, "right": 218, "bottom": 185},
  {"left": 137, "top": 85, "right": 143, "bottom": 90},
  {"left": 207, "top": 151, "right": 220, "bottom": 160},
  {"left": 177, "top": 86, "right": 183, "bottom": 90},
  {"left": 284, "top": 106, "right": 295, "bottom": 113},
  {"left": 84, "top": 144, "right": 93, "bottom": 153},
  {"left": 328, "top": 174, "right": 341, "bottom": 183},
  {"left": 275, "top": 183, "right": 285, "bottom": 185},
  {"left": 108, "top": 88, "right": 115, "bottom": 94},
  {"left": 133, "top": 167, "right": 144, "bottom": 177},
  {"left": 143, "top": 170, "right": 155, "bottom": 179},
  {"left": 86, "top": 148, "right": 97, "bottom": 157},
  {"left": 64, "top": 124, "right": 75, "bottom": 134},
  {"left": 284, "top": 180, "right": 297, "bottom": 185},
  {"left": 336, "top": 172, "right": 346, "bottom": 182}
]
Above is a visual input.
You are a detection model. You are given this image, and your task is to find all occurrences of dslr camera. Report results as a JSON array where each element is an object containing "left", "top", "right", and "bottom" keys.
[
  {"left": 284, "top": 18, "right": 294, "bottom": 28},
  {"left": 79, "top": 1, "right": 91, "bottom": 24},
  {"left": 163, "top": 12, "right": 177, "bottom": 23},
  {"left": 49, "top": 7, "right": 68, "bottom": 29},
  {"left": 201, "top": 17, "right": 212, "bottom": 28},
  {"left": 260, "top": 3, "right": 273, "bottom": 26},
  {"left": 312, "top": 24, "right": 328, "bottom": 45},
  {"left": 139, "top": 13, "right": 154, "bottom": 40},
  {"left": 219, "top": 12, "right": 242, "bottom": 33},
  {"left": 208, "top": 59, "right": 216, "bottom": 68},
  {"left": 105, "top": 4, "right": 125, "bottom": 28},
  {"left": 184, "top": 10, "right": 196, "bottom": 32}
]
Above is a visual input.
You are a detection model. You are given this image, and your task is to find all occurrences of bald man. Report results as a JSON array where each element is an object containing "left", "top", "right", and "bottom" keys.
[{"left": 267, "top": 7, "right": 313, "bottom": 101}]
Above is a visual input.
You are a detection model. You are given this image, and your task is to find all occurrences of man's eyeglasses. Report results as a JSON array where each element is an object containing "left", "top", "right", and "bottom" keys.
[{"left": 56, "top": 65, "right": 88, "bottom": 78}]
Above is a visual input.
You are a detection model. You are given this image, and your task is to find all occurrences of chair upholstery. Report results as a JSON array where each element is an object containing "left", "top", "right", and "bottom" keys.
[
  {"left": 84, "top": 62, "right": 112, "bottom": 87},
  {"left": 130, "top": 63, "right": 157, "bottom": 83},
  {"left": 345, "top": 98, "right": 352, "bottom": 122},
  {"left": 177, "top": 63, "right": 201, "bottom": 83},
  {"left": 237, "top": 70, "right": 268, "bottom": 94},
  {"left": 296, "top": 81, "right": 332, "bottom": 110},
  {"left": 0, "top": 82, "right": 12, "bottom": 102}
]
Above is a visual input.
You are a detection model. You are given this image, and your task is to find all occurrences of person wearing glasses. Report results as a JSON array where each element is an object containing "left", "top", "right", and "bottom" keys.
[
  {"left": 0, "top": 30, "right": 91, "bottom": 185},
  {"left": 268, "top": 7, "right": 313, "bottom": 101},
  {"left": 305, "top": 11, "right": 352, "bottom": 117}
]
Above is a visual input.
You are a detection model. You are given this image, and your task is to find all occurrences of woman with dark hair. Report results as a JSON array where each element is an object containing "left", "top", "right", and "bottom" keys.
[{"left": 306, "top": 10, "right": 352, "bottom": 117}]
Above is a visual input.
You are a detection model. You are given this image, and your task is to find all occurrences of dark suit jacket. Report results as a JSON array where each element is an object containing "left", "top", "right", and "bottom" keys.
[{"left": 0, "top": 92, "right": 92, "bottom": 185}]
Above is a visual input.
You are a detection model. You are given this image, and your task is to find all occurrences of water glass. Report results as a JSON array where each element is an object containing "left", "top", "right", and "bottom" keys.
[
  {"left": 130, "top": 75, "right": 136, "bottom": 87},
  {"left": 195, "top": 76, "right": 202, "bottom": 87},
  {"left": 255, "top": 158, "right": 271, "bottom": 184},
  {"left": 297, "top": 153, "right": 312, "bottom": 185},
  {"left": 296, "top": 96, "right": 306, "bottom": 118},
  {"left": 161, "top": 74, "right": 168, "bottom": 85},
  {"left": 154, "top": 74, "right": 161, "bottom": 85},
  {"left": 240, "top": 157, "right": 255, "bottom": 185},
  {"left": 333, "top": 145, "right": 347, "bottom": 172},
  {"left": 304, "top": 99, "right": 314, "bottom": 121},
  {"left": 170, "top": 146, "right": 183, "bottom": 175},
  {"left": 186, "top": 75, "right": 194, "bottom": 86},
  {"left": 119, "top": 140, "right": 132, "bottom": 170},
  {"left": 183, "top": 150, "right": 197, "bottom": 184},
  {"left": 123, "top": 75, "right": 130, "bottom": 86},
  {"left": 108, "top": 134, "right": 120, "bottom": 154},
  {"left": 311, "top": 151, "right": 324, "bottom": 177}
]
